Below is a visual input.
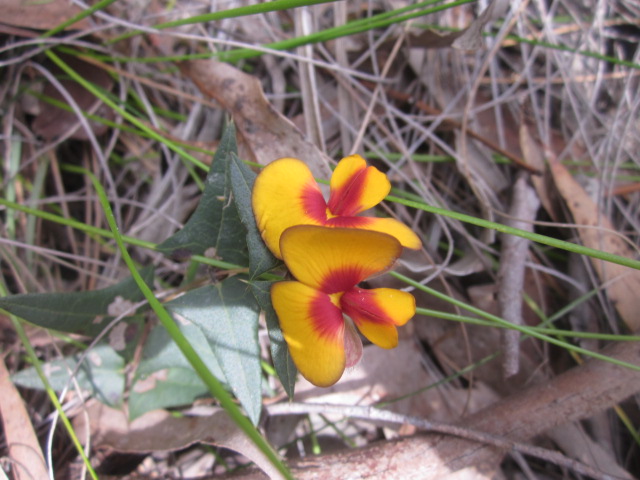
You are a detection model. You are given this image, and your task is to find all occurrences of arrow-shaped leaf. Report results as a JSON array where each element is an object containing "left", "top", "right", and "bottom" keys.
[
  {"left": 0, "top": 267, "right": 154, "bottom": 336},
  {"left": 128, "top": 318, "right": 228, "bottom": 419},
  {"left": 229, "top": 153, "right": 280, "bottom": 279},
  {"left": 251, "top": 281, "right": 296, "bottom": 398},
  {"left": 166, "top": 276, "right": 262, "bottom": 424},
  {"left": 12, "top": 343, "right": 125, "bottom": 406},
  {"left": 157, "top": 123, "right": 248, "bottom": 266},
  {"left": 129, "top": 367, "right": 209, "bottom": 420}
]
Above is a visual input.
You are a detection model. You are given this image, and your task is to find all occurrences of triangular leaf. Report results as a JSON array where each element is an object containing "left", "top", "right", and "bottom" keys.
[
  {"left": 166, "top": 276, "right": 262, "bottom": 424},
  {"left": 0, "top": 267, "right": 154, "bottom": 336},
  {"left": 157, "top": 123, "right": 248, "bottom": 266},
  {"left": 130, "top": 321, "right": 227, "bottom": 419},
  {"left": 12, "top": 344, "right": 125, "bottom": 406},
  {"left": 136, "top": 321, "right": 224, "bottom": 380},
  {"left": 251, "top": 281, "right": 296, "bottom": 398},
  {"left": 129, "top": 367, "right": 209, "bottom": 420},
  {"left": 229, "top": 153, "right": 280, "bottom": 279}
]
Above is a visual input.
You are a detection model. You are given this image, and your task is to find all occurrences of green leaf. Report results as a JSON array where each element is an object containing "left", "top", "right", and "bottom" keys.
[
  {"left": 229, "top": 152, "right": 281, "bottom": 279},
  {"left": 0, "top": 267, "right": 154, "bottom": 336},
  {"left": 129, "top": 318, "right": 226, "bottom": 419},
  {"left": 129, "top": 367, "right": 209, "bottom": 420},
  {"left": 157, "top": 123, "right": 248, "bottom": 266},
  {"left": 137, "top": 321, "right": 224, "bottom": 379},
  {"left": 251, "top": 281, "right": 296, "bottom": 398},
  {"left": 12, "top": 344, "right": 125, "bottom": 406},
  {"left": 166, "top": 276, "right": 262, "bottom": 424}
]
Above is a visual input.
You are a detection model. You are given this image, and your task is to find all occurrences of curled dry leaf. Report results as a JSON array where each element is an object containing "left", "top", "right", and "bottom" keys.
[
  {"left": 236, "top": 341, "right": 640, "bottom": 480},
  {"left": 179, "top": 59, "right": 332, "bottom": 179},
  {"left": 519, "top": 122, "right": 556, "bottom": 219},
  {"left": 294, "top": 341, "right": 497, "bottom": 423},
  {"left": 2, "top": 0, "right": 92, "bottom": 32},
  {"left": 74, "top": 401, "right": 285, "bottom": 480},
  {"left": 398, "top": 0, "right": 508, "bottom": 51},
  {"left": 33, "top": 55, "right": 114, "bottom": 140},
  {"left": 549, "top": 157, "right": 640, "bottom": 332},
  {"left": 0, "top": 359, "right": 49, "bottom": 480}
]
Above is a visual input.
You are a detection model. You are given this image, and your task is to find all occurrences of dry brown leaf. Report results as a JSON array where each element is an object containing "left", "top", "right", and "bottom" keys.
[
  {"left": 0, "top": 358, "right": 49, "bottom": 480},
  {"left": 295, "top": 341, "right": 497, "bottom": 423},
  {"left": 549, "top": 157, "right": 640, "bottom": 332},
  {"left": 33, "top": 55, "right": 114, "bottom": 140},
  {"left": 415, "top": 277, "right": 548, "bottom": 400},
  {"left": 180, "top": 60, "right": 332, "bottom": 179},
  {"left": 400, "top": 0, "right": 508, "bottom": 51},
  {"left": 452, "top": 0, "right": 509, "bottom": 50},
  {"left": 231, "top": 340, "right": 640, "bottom": 480},
  {"left": 1, "top": 0, "right": 92, "bottom": 31},
  {"left": 519, "top": 122, "right": 556, "bottom": 219},
  {"left": 550, "top": 423, "right": 634, "bottom": 480},
  {"left": 75, "top": 401, "right": 285, "bottom": 480}
]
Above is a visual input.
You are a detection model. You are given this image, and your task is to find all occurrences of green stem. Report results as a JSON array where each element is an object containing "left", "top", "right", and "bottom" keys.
[
  {"left": 416, "top": 307, "right": 640, "bottom": 341},
  {"left": 44, "top": 50, "right": 208, "bottom": 172},
  {"left": 75, "top": 166, "right": 293, "bottom": 479},
  {"left": 40, "top": 0, "right": 119, "bottom": 38},
  {"left": 394, "top": 271, "right": 640, "bottom": 372},
  {"left": 386, "top": 195, "right": 640, "bottom": 271},
  {"left": 0, "top": 197, "right": 244, "bottom": 272},
  {"left": 6, "top": 312, "right": 99, "bottom": 480},
  {"left": 111, "top": 0, "right": 342, "bottom": 44}
]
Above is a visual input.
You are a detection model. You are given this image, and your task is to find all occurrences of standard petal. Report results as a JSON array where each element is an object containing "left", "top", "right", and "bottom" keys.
[
  {"left": 353, "top": 217, "right": 422, "bottom": 250},
  {"left": 252, "top": 158, "right": 327, "bottom": 259},
  {"left": 327, "top": 155, "right": 390, "bottom": 216},
  {"left": 279, "top": 226, "right": 402, "bottom": 293},
  {"left": 341, "top": 287, "right": 416, "bottom": 349},
  {"left": 271, "top": 281, "right": 346, "bottom": 387}
]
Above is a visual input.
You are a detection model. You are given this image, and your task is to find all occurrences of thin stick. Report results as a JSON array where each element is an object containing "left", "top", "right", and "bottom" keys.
[{"left": 497, "top": 176, "right": 540, "bottom": 376}]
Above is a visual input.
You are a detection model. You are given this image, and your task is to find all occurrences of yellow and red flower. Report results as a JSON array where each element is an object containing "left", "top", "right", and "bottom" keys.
[
  {"left": 271, "top": 226, "right": 415, "bottom": 387},
  {"left": 252, "top": 154, "right": 421, "bottom": 259}
]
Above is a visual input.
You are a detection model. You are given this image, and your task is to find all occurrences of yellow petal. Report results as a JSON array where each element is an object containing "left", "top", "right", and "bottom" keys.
[
  {"left": 342, "top": 287, "right": 415, "bottom": 349},
  {"left": 328, "top": 154, "right": 390, "bottom": 216},
  {"left": 271, "top": 281, "right": 345, "bottom": 387},
  {"left": 354, "top": 217, "right": 422, "bottom": 250},
  {"left": 252, "top": 158, "right": 326, "bottom": 259},
  {"left": 280, "top": 226, "right": 402, "bottom": 293}
]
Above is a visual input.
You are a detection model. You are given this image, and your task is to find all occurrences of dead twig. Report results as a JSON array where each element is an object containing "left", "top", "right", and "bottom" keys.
[
  {"left": 228, "top": 339, "right": 639, "bottom": 480},
  {"left": 497, "top": 176, "right": 540, "bottom": 377},
  {"left": 359, "top": 79, "right": 541, "bottom": 175}
]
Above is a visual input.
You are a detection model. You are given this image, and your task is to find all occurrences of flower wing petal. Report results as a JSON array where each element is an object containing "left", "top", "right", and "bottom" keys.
[
  {"left": 252, "top": 158, "right": 326, "bottom": 259},
  {"left": 342, "top": 287, "right": 415, "bottom": 349},
  {"left": 271, "top": 281, "right": 345, "bottom": 387},
  {"left": 354, "top": 217, "right": 422, "bottom": 250},
  {"left": 328, "top": 155, "right": 390, "bottom": 216},
  {"left": 280, "top": 226, "right": 402, "bottom": 293}
]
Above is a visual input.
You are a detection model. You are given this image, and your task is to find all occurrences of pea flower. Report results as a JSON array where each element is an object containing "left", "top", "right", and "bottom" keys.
[
  {"left": 271, "top": 225, "right": 416, "bottom": 387},
  {"left": 252, "top": 154, "right": 421, "bottom": 259}
]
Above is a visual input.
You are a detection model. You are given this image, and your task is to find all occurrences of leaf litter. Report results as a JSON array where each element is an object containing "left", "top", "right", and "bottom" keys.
[{"left": 1, "top": 0, "right": 640, "bottom": 478}]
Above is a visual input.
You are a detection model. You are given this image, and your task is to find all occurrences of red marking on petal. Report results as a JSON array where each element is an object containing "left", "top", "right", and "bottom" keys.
[
  {"left": 301, "top": 183, "right": 328, "bottom": 222},
  {"left": 310, "top": 292, "right": 345, "bottom": 341},
  {"left": 325, "top": 215, "right": 373, "bottom": 228},
  {"left": 327, "top": 168, "right": 368, "bottom": 216},
  {"left": 319, "top": 266, "right": 365, "bottom": 294},
  {"left": 341, "top": 287, "right": 394, "bottom": 326}
]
